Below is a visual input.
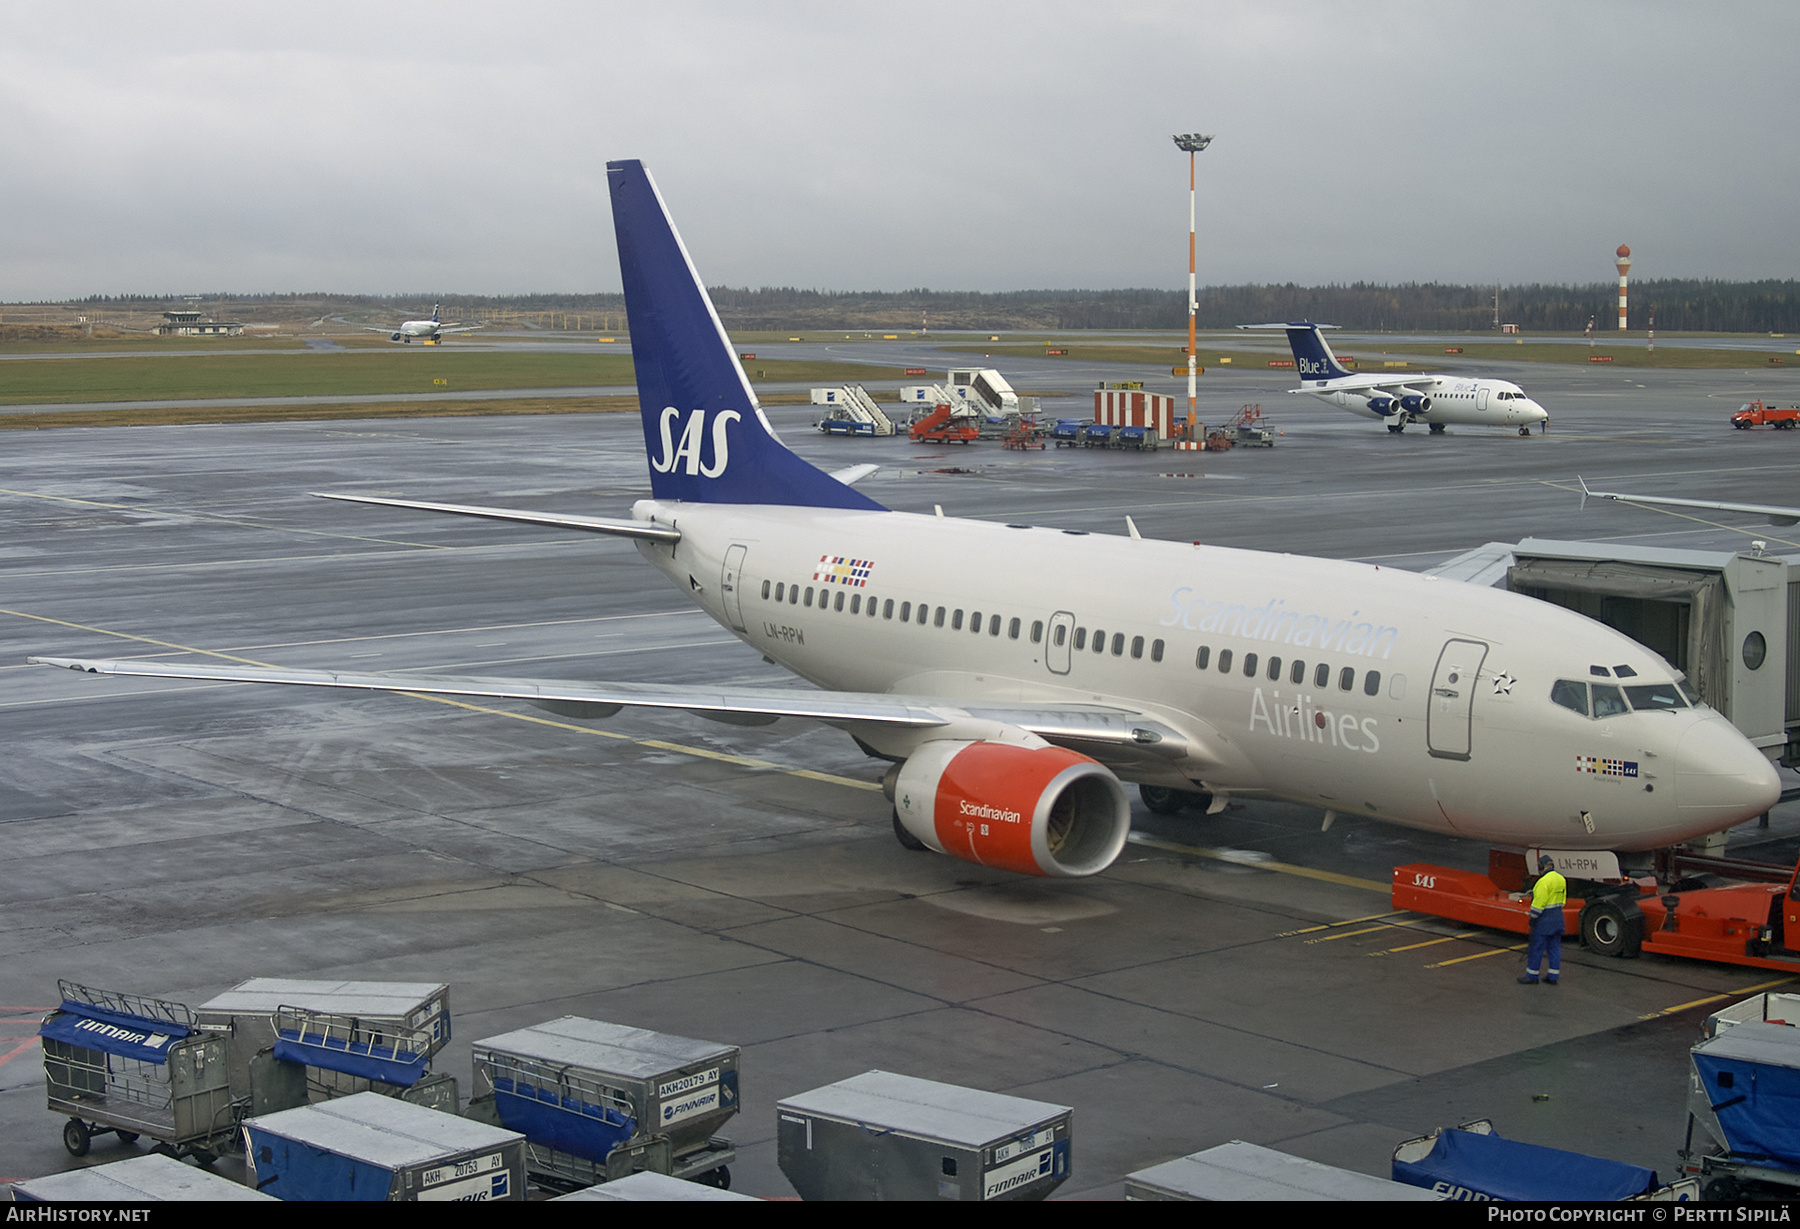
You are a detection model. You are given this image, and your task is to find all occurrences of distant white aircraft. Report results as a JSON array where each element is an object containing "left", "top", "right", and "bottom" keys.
[
  {"left": 1242, "top": 323, "right": 1550, "bottom": 436},
  {"left": 361, "top": 304, "right": 482, "bottom": 344},
  {"left": 35, "top": 162, "right": 1779, "bottom": 880}
]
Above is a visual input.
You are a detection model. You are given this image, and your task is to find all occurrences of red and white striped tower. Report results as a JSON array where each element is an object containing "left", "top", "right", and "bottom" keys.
[{"left": 1615, "top": 244, "right": 1632, "bottom": 330}]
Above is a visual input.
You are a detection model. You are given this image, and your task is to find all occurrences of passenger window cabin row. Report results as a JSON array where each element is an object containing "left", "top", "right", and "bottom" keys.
[{"left": 759, "top": 578, "right": 1386, "bottom": 696}]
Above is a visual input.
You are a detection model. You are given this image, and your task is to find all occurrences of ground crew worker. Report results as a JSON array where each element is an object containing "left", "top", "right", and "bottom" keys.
[{"left": 1520, "top": 855, "right": 1567, "bottom": 985}]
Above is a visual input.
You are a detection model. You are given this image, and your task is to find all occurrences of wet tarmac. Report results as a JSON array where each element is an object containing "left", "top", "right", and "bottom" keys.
[{"left": 4, "top": 354, "right": 1800, "bottom": 1197}]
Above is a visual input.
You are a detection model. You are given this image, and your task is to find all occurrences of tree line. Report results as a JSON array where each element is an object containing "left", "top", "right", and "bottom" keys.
[{"left": 45, "top": 279, "right": 1800, "bottom": 333}]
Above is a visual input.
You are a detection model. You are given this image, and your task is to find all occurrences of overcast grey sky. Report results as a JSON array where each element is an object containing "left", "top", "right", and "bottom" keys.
[{"left": 2, "top": 1, "right": 1793, "bottom": 300}]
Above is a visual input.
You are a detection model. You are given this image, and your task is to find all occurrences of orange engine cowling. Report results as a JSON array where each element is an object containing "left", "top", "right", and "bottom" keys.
[{"left": 892, "top": 740, "right": 1130, "bottom": 878}]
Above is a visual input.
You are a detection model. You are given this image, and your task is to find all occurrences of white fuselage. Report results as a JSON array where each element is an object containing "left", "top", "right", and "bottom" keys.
[
  {"left": 1305, "top": 375, "right": 1549, "bottom": 428},
  {"left": 395, "top": 318, "right": 440, "bottom": 339},
  {"left": 631, "top": 500, "right": 1776, "bottom": 852}
]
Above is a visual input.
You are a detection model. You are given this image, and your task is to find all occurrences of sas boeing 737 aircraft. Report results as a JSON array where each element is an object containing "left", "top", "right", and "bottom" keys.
[
  {"left": 35, "top": 161, "right": 1776, "bottom": 881},
  {"left": 360, "top": 304, "right": 483, "bottom": 343},
  {"left": 1242, "top": 323, "right": 1550, "bottom": 436}
]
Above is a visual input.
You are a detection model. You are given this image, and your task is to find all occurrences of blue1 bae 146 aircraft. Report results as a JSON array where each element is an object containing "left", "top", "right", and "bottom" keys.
[
  {"left": 1242, "top": 322, "right": 1550, "bottom": 436},
  {"left": 359, "top": 303, "right": 484, "bottom": 343},
  {"left": 35, "top": 161, "right": 1776, "bottom": 879}
]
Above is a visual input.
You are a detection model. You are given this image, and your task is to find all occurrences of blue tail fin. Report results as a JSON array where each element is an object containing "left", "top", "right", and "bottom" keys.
[
  {"left": 606, "top": 160, "right": 884, "bottom": 510},
  {"left": 1281, "top": 322, "right": 1353, "bottom": 381}
]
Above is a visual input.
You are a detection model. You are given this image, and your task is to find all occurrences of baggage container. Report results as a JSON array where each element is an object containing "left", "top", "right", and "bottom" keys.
[
  {"left": 1127, "top": 1140, "right": 1442, "bottom": 1200},
  {"left": 39, "top": 981, "right": 238, "bottom": 1164},
  {"left": 552, "top": 1171, "right": 759, "bottom": 1201},
  {"left": 468, "top": 1016, "right": 737, "bottom": 1191},
  {"left": 243, "top": 1091, "right": 525, "bottom": 1201},
  {"left": 11, "top": 1153, "right": 275, "bottom": 1202},
  {"left": 1680, "top": 1014, "right": 1800, "bottom": 1198},
  {"left": 777, "top": 1070, "right": 1071, "bottom": 1201},
  {"left": 194, "top": 978, "right": 451, "bottom": 1107}
]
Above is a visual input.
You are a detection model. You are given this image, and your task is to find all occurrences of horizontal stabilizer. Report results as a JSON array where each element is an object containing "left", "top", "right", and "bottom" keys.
[{"left": 311, "top": 493, "right": 681, "bottom": 542}]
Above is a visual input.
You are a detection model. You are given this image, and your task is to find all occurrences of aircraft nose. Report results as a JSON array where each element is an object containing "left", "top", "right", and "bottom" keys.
[
  {"left": 1528, "top": 401, "right": 1549, "bottom": 422},
  {"left": 1675, "top": 716, "right": 1781, "bottom": 828}
]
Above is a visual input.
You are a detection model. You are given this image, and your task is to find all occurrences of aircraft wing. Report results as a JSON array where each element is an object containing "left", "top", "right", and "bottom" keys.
[
  {"left": 1288, "top": 374, "right": 1429, "bottom": 395},
  {"left": 311, "top": 493, "right": 682, "bottom": 542},
  {"left": 433, "top": 323, "right": 484, "bottom": 334},
  {"left": 29, "top": 657, "right": 1203, "bottom": 759},
  {"left": 1580, "top": 480, "right": 1800, "bottom": 527}
]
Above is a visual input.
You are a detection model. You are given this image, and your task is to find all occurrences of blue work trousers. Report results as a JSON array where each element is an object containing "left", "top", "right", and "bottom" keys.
[{"left": 1525, "top": 911, "right": 1562, "bottom": 982}]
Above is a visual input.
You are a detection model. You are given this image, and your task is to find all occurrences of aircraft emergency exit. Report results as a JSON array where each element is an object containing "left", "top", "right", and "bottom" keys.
[
  {"left": 36, "top": 162, "right": 1777, "bottom": 881},
  {"left": 361, "top": 304, "right": 483, "bottom": 343},
  {"left": 1242, "top": 323, "right": 1550, "bottom": 436}
]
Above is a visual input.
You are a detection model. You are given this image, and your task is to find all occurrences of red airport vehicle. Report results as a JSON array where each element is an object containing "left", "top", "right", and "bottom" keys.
[
  {"left": 1393, "top": 849, "right": 1800, "bottom": 970},
  {"left": 907, "top": 404, "right": 978, "bottom": 445},
  {"left": 1730, "top": 400, "right": 1800, "bottom": 430}
]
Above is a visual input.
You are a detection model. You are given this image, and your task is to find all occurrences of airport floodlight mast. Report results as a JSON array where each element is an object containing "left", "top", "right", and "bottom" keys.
[{"left": 1173, "top": 133, "right": 1213, "bottom": 438}]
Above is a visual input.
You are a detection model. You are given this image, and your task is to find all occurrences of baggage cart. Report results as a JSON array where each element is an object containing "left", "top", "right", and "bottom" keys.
[
  {"left": 11, "top": 1153, "right": 275, "bottom": 1202},
  {"left": 467, "top": 1016, "right": 737, "bottom": 1192},
  {"left": 1126, "top": 1140, "right": 1442, "bottom": 1200},
  {"left": 194, "top": 978, "right": 451, "bottom": 1108},
  {"left": 39, "top": 981, "right": 239, "bottom": 1164},
  {"left": 777, "top": 1069, "right": 1071, "bottom": 1201},
  {"left": 1393, "top": 1118, "right": 1686, "bottom": 1201},
  {"left": 243, "top": 1091, "right": 525, "bottom": 1201},
  {"left": 1679, "top": 1013, "right": 1800, "bottom": 1199}
]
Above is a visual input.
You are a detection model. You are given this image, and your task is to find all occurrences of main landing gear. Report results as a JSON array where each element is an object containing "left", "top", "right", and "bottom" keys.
[{"left": 1138, "top": 784, "right": 1212, "bottom": 815}]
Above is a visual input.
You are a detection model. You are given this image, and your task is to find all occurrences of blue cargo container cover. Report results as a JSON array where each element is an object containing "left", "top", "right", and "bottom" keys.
[
  {"left": 273, "top": 1025, "right": 427, "bottom": 1087},
  {"left": 39, "top": 1000, "right": 191, "bottom": 1065},
  {"left": 491, "top": 1076, "right": 635, "bottom": 1161},
  {"left": 1392, "top": 1128, "right": 1656, "bottom": 1201},
  {"left": 243, "top": 1126, "right": 396, "bottom": 1201},
  {"left": 1692, "top": 1022, "right": 1800, "bottom": 1167}
]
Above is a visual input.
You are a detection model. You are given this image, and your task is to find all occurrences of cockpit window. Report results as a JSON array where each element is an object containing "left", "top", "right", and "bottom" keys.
[
  {"left": 1624, "top": 683, "right": 1686, "bottom": 711},
  {"left": 1591, "top": 683, "right": 1629, "bottom": 718},
  {"left": 1613, "top": 664, "right": 1638, "bottom": 678},
  {"left": 1550, "top": 679, "right": 1589, "bottom": 716},
  {"left": 1677, "top": 679, "right": 1704, "bottom": 708}
]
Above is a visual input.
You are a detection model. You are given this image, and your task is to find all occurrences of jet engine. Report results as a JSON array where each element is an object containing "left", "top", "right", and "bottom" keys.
[
  {"left": 1367, "top": 395, "right": 1399, "bottom": 415},
  {"left": 1399, "top": 394, "right": 1432, "bottom": 414},
  {"left": 390, "top": 332, "right": 404, "bottom": 342},
  {"left": 889, "top": 740, "right": 1130, "bottom": 877}
]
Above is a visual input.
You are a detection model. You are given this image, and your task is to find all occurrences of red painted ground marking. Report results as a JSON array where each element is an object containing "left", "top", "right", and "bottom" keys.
[{"left": 0, "top": 1036, "right": 42, "bottom": 1068}]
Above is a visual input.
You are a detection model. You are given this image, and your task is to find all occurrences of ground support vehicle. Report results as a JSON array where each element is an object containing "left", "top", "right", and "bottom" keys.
[
  {"left": 39, "top": 981, "right": 239, "bottom": 1165},
  {"left": 1232, "top": 404, "right": 1274, "bottom": 447},
  {"left": 1002, "top": 419, "right": 1045, "bottom": 450},
  {"left": 1394, "top": 849, "right": 1800, "bottom": 971},
  {"left": 466, "top": 1016, "right": 738, "bottom": 1193},
  {"left": 1117, "top": 425, "right": 1158, "bottom": 451},
  {"left": 817, "top": 416, "right": 877, "bottom": 436},
  {"left": 1049, "top": 420, "right": 1083, "bottom": 447},
  {"left": 1730, "top": 401, "right": 1800, "bottom": 430},
  {"left": 908, "top": 404, "right": 978, "bottom": 444},
  {"left": 1082, "top": 423, "right": 1113, "bottom": 448},
  {"left": 1678, "top": 997, "right": 1800, "bottom": 1199}
]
